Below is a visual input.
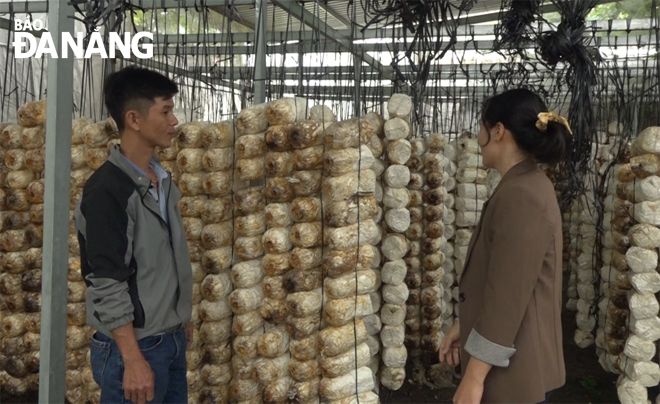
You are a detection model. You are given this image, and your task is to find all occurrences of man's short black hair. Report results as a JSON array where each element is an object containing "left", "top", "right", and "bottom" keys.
[{"left": 103, "top": 66, "right": 179, "bottom": 133}]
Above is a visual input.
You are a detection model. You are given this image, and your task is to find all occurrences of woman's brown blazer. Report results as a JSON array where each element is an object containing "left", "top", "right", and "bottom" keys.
[{"left": 458, "top": 158, "right": 566, "bottom": 403}]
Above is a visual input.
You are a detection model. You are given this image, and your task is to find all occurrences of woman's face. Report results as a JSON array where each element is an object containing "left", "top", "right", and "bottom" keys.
[{"left": 477, "top": 120, "right": 494, "bottom": 168}]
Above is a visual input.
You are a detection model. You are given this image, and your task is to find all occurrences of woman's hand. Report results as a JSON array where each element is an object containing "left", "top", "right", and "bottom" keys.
[
  {"left": 439, "top": 320, "right": 461, "bottom": 366},
  {"left": 453, "top": 374, "right": 484, "bottom": 404},
  {"left": 453, "top": 357, "right": 492, "bottom": 404}
]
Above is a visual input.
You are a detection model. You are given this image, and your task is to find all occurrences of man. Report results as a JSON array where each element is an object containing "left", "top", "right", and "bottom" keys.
[{"left": 74, "top": 66, "right": 193, "bottom": 404}]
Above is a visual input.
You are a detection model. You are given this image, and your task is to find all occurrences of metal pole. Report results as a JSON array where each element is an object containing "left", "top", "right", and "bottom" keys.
[
  {"left": 351, "top": 1, "right": 360, "bottom": 117},
  {"left": 354, "top": 60, "right": 361, "bottom": 117},
  {"left": 104, "top": 1, "right": 117, "bottom": 114},
  {"left": 254, "top": 0, "right": 267, "bottom": 104},
  {"left": 298, "top": 47, "right": 304, "bottom": 96},
  {"left": 297, "top": 6, "right": 305, "bottom": 96},
  {"left": 39, "top": 0, "right": 74, "bottom": 402}
]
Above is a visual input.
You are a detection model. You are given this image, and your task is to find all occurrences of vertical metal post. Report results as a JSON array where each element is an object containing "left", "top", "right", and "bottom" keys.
[
  {"left": 104, "top": 1, "right": 117, "bottom": 103},
  {"left": 351, "top": 2, "right": 361, "bottom": 117},
  {"left": 354, "top": 59, "right": 361, "bottom": 117},
  {"left": 39, "top": 0, "right": 74, "bottom": 402},
  {"left": 254, "top": 0, "right": 267, "bottom": 104},
  {"left": 298, "top": 46, "right": 304, "bottom": 96},
  {"left": 102, "top": 12, "right": 116, "bottom": 119},
  {"left": 297, "top": 5, "right": 305, "bottom": 97},
  {"left": 632, "top": 99, "right": 640, "bottom": 137}
]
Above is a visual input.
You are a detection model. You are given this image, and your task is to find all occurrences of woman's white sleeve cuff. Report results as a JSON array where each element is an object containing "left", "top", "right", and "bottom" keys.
[{"left": 464, "top": 328, "right": 516, "bottom": 368}]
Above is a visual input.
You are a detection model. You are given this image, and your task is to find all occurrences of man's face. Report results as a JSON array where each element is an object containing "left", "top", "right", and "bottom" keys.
[{"left": 137, "top": 97, "right": 178, "bottom": 149}]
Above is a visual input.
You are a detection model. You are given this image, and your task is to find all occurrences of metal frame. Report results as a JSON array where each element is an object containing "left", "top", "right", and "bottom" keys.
[
  {"left": 0, "top": 0, "right": 259, "bottom": 14},
  {"left": 118, "top": 53, "right": 245, "bottom": 89},
  {"left": 317, "top": 1, "right": 352, "bottom": 29},
  {"left": 144, "top": 33, "right": 657, "bottom": 56},
  {"left": 0, "top": 0, "right": 651, "bottom": 403},
  {"left": 142, "top": 18, "right": 658, "bottom": 47},
  {"left": 208, "top": 4, "right": 256, "bottom": 31},
  {"left": 271, "top": 0, "right": 391, "bottom": 80},
  {"left": 189, "top": 61, "right": 660, "bottom": 84},
  {"left": 39, "top": 0, "right": 74, "bottom": 402},
  {"left": 254, "top": 0, "right": 267, "bottom": 103},
  {"left": 0, "top": 0, "right": 622, "bottom": 22}
]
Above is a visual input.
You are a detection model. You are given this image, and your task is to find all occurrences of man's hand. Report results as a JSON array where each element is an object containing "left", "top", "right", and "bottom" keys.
[
  {"left": 439, "top": 320, "right": 461, "bottom": 366},
  {"left": 185, "top": 322, "right": 194, "bottom": 350},
  {"left": 123, "top": 356, "right": 155, "bottom": 404},
  {"left": 112, "top": 323, "right": 155, "bottom": 404}
]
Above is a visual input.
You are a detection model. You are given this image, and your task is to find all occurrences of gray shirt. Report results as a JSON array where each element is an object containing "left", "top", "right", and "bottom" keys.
[
  {"left": 119, "top": 154, "right": 169, "bottom": 223},
  {"left": 74, "top": 145, "right": 193, "bottom": 339}
]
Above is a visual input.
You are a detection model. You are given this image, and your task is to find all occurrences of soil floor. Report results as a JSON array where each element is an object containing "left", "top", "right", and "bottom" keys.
[
  {"left": 0, "top": 309, "right": 625, "bottom": 404},
  {"left": 380, "top": 305, "right": 622, "bottom": 404},
  {"left": 380, "top": 266, "right": 641, "bottom": 404},
  {"left": 0, "top": 278, "right": 643, "bottom": 404}
]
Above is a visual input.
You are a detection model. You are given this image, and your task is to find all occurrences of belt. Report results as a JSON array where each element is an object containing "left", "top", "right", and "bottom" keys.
[{"left": 153, "top": 323, "right": 183, "bottom": 336}]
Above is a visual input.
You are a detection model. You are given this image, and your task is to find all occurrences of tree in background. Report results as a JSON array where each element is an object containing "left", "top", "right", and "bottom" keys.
[
  {"left": 128, "top": 7, "right": 252, "bottom": 34},
  {"left": 544, "top": 0, "right": 658, "bottom": 23},
  {"left": 588, "top": 0, "right": 659, "bottom": 19}
]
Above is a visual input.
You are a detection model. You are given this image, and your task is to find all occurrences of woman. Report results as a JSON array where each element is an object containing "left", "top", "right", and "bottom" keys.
[{"left": 439, "top": 88, "right": 571, "bottom": 403}]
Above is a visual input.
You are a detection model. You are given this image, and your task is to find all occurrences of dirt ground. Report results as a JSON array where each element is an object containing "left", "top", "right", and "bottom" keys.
[
  {"left": 0, "top": 292, "right": 635, "bottom": 404},
  {"left": 1, "top": 312, "right": 625, "bottom": 404},
  {"left": 380, "top": 268, "right": 632, "bottom": 404},
  {"left": 380, "top": 305, "right": 622, "bottom": 404}
]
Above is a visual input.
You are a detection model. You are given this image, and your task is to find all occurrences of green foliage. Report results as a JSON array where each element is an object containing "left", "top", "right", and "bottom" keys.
[
  {"left": 579, "top": 375, "right": 598, "bottom": 390},
  {"left": 543, "top": 0, "right": 657, "bottom": 23},
  {"left": 544, "top": 11, "right": 561, "bottom": 23},
  {"left": 587, "top": 0, "right": 658, "bottom": 20},
  {"left": 126, "top": 8, "right": 251, "bottom": 34}
]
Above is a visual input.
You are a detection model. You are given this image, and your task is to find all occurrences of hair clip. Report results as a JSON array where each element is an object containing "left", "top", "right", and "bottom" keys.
[{"left": 536, "top": 112, "right": 573, "bottom": 135}]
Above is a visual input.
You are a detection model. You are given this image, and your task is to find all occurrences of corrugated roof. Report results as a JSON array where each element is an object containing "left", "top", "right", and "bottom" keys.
[
  {"left": 225, "top": 1, "right": 349, "bottom": 32},
  {"left": 220, "top": 0, "right": 512, "bottom": 34},
  {"left": 450, "top": 0, "right": 508, "bottom": 15}
]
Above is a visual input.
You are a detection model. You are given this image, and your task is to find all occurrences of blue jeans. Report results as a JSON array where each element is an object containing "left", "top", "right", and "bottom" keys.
[{"left": 90, "top": 328, "right": 188, "bottom": 404}]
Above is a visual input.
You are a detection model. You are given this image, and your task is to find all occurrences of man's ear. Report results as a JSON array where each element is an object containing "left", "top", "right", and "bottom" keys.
[{"left": 124, "top": 110, "right": 141, "bottom": 132}]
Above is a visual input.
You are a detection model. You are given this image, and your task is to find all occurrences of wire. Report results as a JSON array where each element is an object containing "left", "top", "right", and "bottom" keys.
[{"left": 68, "top": 0, "right": 145, "bottom": 37}]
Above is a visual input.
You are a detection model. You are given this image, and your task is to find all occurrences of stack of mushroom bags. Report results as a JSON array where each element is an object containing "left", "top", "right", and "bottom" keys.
[
  {"left": 365, "top": 109, "right": 385, "bottom": 387},
  {"left": 594, "top": 125, "right": 629, "bottom": 370},
  {"left": 596, "top": 170, "right": 629, "bottom": 376},
  {"left": 570, "top": 169, "right": 599, "bottom": 351},
  {"left": 376, "top": 94, "right": 413, "bottom": 390},
  {"left": 570, "top": 126, "right": 621, "bottom": 336},
  {"left": 615, "top": 126, "right": 660, "bottom": 404},
  {"left": 170, "top": 123, "right": 205, "bottom": 402},
  {"left": 259, "top": 102, "right": 298, "bottom": 404},
  {"left": 453, "top": 133, "right": 486, "bottom": 283},
  {"left": 565, "top": 128, "right": 616, "bottom": 322},
  {"left": 419, "top": 132, "right": 449, "bottom": 355},
  {"left": 78, "top": 116, "right": 122, "bottom": 403},
  {"left": 440, "top": 137, "right": 459, "bottom": 331},
  {"left": 176, "top": 120, "right": 235, "bottom": 403},
  {"left": 449, "top": 133, "right": 487, "bottom": 322},
  {"left": 573, "top": 179, "right": 599, "bottom": 348},
  {"left": 0, "top": 100, "right": 118, "bottom": 402},
  {"left": 319, "top": 110, "right": 383, "bottom": 403},
  {"left": 223, "top": 102, "right": 272, "bottom": 404},
  {"left": 261, "top": 97, "right": 320, "bottom": 404},
  {"left": 0, "top": 100, "right": 48, "bottom": 398},
  {"left": 399, "top": 125, "right": 422, "bottom": 362},
  {"left": 565, "top": 195, "right": 582, "bottom": 314},
  {"left": 285, "top": 104, "right": 337, "bottom": 404}
]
